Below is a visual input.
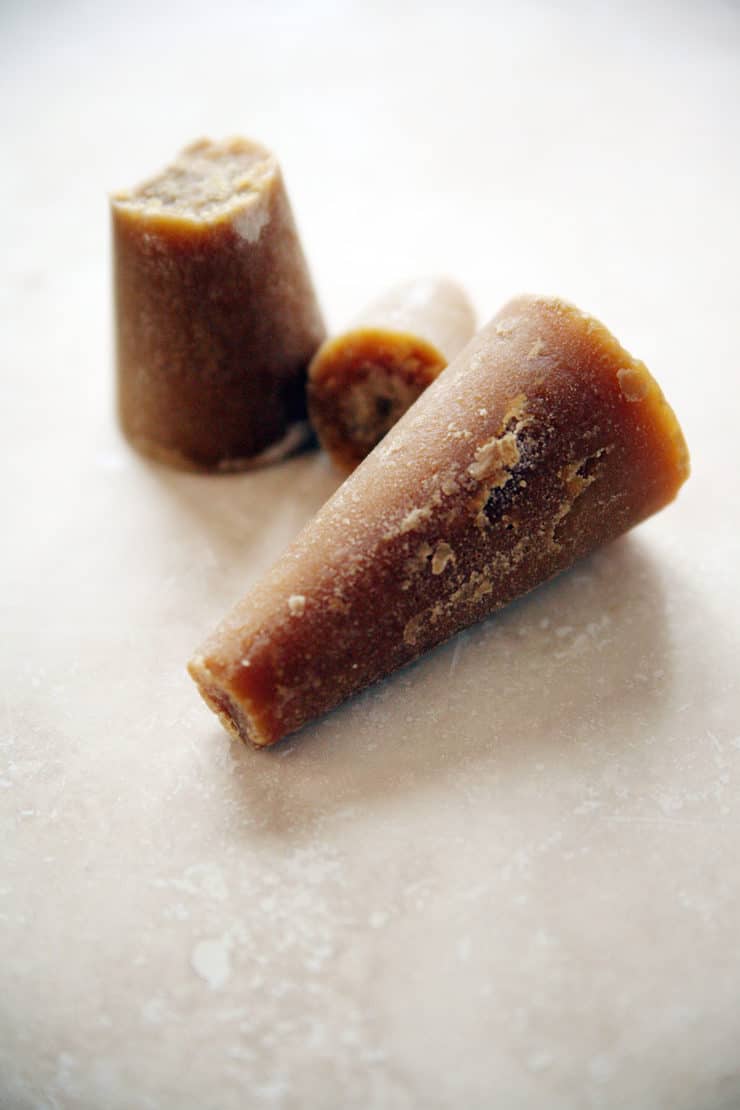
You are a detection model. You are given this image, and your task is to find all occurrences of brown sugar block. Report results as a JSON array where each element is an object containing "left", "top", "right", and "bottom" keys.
[
  {"left": 112, "top": 138, "right": 325, "bottom": 471},
  {"left": 307, "top": 278, "right": 476, "bottom": 470},
  {"left": 189, "top": 295, "right": 689, "bottom": 747}
]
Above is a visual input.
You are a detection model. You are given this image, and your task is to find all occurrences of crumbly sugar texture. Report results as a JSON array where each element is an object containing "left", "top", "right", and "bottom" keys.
[{"left": 307, "top": 278, "right": 476, "bottom": 470}]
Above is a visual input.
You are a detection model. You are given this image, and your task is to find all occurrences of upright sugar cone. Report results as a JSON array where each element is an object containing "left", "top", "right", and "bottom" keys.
[
  {"left": 189, "top": 295, "right": 689, "bottom": 747},
  {"left": 112, "top": 138, "right": 325, "bottom": 471}
]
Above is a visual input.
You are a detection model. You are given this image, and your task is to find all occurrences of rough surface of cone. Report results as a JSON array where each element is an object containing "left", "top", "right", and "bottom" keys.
[
  {"left": 190, "top": 295, "right": 689, "bottom": 746},
  {"left": 112, "top": 137, "right": 326, "bottom": 471}
]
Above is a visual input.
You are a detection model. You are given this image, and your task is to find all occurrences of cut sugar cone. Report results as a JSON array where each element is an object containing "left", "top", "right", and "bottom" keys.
[
  {"left": 189, "top": 295, "right": 689, "bottom": 748},
  {"left": 308, "top": 277, "right": 476, "bottom": 471}
]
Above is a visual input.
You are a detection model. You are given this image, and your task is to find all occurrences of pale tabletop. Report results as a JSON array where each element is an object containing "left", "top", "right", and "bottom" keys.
[{"left": 2, "top": 1, "right": 740, "bottom": 1108}]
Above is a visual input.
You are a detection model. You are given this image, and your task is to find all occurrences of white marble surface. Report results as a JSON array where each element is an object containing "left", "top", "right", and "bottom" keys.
[{"left": 3, "top": 1, "right": 740, "bottom": 1107}]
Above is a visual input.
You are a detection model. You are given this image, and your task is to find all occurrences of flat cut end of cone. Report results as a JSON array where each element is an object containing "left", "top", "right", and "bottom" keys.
[
  {"left": 308, "top": 328, "right": 446, "bottom": 471},
  {"left": 187, "top": 654, "right": 273, "bottom": 749}
]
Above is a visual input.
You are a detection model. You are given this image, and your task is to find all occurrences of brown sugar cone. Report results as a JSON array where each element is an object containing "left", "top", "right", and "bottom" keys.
[
  {"left": 189, "top": 295, "right": 689, "bottom": 748},
  {"left": 307, "top": 277, "right": 476, "bottom": 470},
  {"left": 111, "top": 138, "right": 326, "bottom": 471}
]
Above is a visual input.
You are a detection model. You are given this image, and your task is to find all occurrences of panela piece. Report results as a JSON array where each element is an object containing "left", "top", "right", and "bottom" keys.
[
  {"left": 112, "top": 138, "right": 325, "bottom": 471},
  {"left": 308, "top": 278, "right": 475, "bottom": 470},
  {"left": 189, "top": 295, "right": 689, "bottom": 747}
]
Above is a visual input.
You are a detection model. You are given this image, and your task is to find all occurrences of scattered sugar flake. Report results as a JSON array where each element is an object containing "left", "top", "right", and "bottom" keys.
[
  {"left": 369, "top": 910, "right": 389, "bottom": 929},
  {"left": 431, "top": 541, "right": 455, "bottom": 575},
  {"left": 53, "top": 1052, "right": 78, "bottom": 1092},
  {"left": 234, "top": 198, "right": 270, "bottom": 244},
  {"left": 589, "top": 1054, "right": 614, "bottom": 1083},
  {"left": 573, "top": 799, "right": 602, "bottom": 815},
  {"left": 288, "top": 594, "right": 306, "bottom": 617},
  {"left": 457, "top": 936, "right": 472, "bottom": 962},
  {"left": 398, "top": 506, "right": 432, "bottom": 534},
  {"left": 658, "top": 793, "right": 684, "bottom": 816},
  {"left": 528, "top": 1050, "right": 553, "bottom": 1072},
  {"left": 141, "top": 995, "right": 168, "bottom": 1025},
  {"left": 155, "top": 862, "right": 228, "bottom": 901},
  {"left": 617, "top": 366, "right": 649, "bottom": 402},
  {"left": 164, "top": 902, "right": 190, "bottom": 922},
  {"left": 253, "top": 1078, "right": 291, "bottom": 1101},
  {"left": 191, "top": 934, "right": 233, "bottom": 989}
]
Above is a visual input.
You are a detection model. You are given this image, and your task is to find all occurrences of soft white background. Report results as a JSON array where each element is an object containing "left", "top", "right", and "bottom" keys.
[{"left": 2, "top": 1, "right": 739, "bottom": 1107}]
